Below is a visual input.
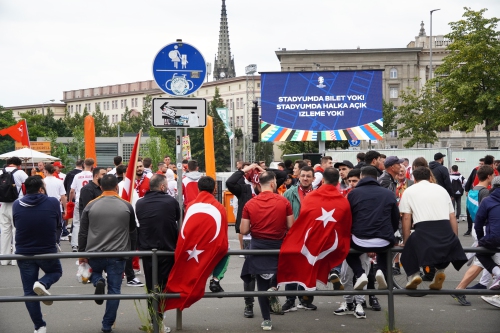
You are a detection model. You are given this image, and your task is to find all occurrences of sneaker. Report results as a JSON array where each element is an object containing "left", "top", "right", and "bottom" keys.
[
  {"left": 35, "top": 327, "right": 47, "bottom": 333},
  {"left": 429, "top": 269, "right": 446, "bottom": 290},
  {"left": 489, "top": 275, "right": 500, "bottom": 290},
  {"left": 369, "top": 295, "right": 381, "bottom": 311},
  {"left": 95, "top": 279, "right": 105, "bottom": 305},
  {"left": 209, "top": 278, "right": 224, "bottom": 292},
  {"left": 328, "top": 269, "right": 344, "bottom": 290},
  {"left": 267, "top": 287, "right": 282, "bottom": 314},
  {"left": 467, "top": 283, "right": 487, "bottom": 290},
  {"left": 297, "top": 302, "right": 317, "bottom": 310},
  {"left": 353, "top": 273, "right": 368, "bottom": 290},
  {"left": 60, "top": 236, "right": 69, "bottom": 241},
  {"left": 405, "top": 273, "right": 423, "bottom": 290},
  {"left": 359, "top": 300, "right": 367, "bottom": 308},
  {"left": 451, "top": 294, "right": 471, "bottom": 306},
  {"left": 127, "top": 278, "right": 144, "bottom": 287},
  {"left": 33, "top": 281, "right": 52, "bottom": 306},
  {"left": 353, "top": 303, "right": 366, "bottom": 319},
  {"left": 134, "top": 269, "right": 142, "bottom": 275},
  {"left": 282, "top": 299, "right": 297, "bottom": 312},
  {"left": 101, "top": 329, "right": 112, "bottom": 333},
  {"left": 244, "top": 304, "right": 254, "bottom": 318},
  {"left": 72, "top": 246, "right": 78, "bottom": 252},
  {"left": 333, "top": 302, "right": 355, "bottom": 316},
  {"left": 375, "top": 270, "right": 387, "bottom": 290},
  {"left": 463, "top": 230, "right": 472, "bottom": 236},
  {"left": 163, "top": 325, "right": 171, "bottom": 333},
  {"left": 239, "top": 255, "right": 245, "bottom": 258},
  {"left": 261, "top": 319, "right": 272, "bottom": 331},
  {"left": 481, "top": 295, "right": 500, "bottom": 308}
]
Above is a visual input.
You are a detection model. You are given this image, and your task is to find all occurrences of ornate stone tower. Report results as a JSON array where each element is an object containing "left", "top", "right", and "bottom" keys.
[{"left": 213, "top": 0, "right": 236, "bottom": 80}]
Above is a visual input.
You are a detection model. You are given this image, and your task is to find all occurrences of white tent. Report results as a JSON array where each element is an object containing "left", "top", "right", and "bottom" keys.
[{"left": 0, "top": 148, "right": 60, "bottom": 164}]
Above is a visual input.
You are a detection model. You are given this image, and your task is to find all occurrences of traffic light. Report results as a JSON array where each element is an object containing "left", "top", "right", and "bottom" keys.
[{"left": 251, "top": 101, "right": 259, "bottom": 143}]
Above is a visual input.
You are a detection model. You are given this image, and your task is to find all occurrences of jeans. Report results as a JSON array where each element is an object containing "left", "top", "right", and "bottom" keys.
[
  {"left": 89, "top": 257, "right": 126, "bottom": 331},
  {"left": 18, "top": 258, "right": 63, "bottom": 330}
]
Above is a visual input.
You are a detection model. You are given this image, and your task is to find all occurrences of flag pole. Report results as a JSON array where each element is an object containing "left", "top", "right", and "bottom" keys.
[{"left": 20, "top": 119, "right": 35, "bottom": 172}]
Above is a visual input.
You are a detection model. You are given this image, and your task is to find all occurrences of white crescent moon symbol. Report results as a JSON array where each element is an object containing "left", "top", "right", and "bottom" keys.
[
  {"left": 300, "top": 228, "right": 338, "bottom": 266},
  {"left": 181, "top": 203, "right": 221, "bottom": 243}
]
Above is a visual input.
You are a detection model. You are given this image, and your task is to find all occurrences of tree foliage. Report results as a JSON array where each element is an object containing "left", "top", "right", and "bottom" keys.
[
  {"left": 141, "top": 127, "right": 174, "bottom": 171},
  {"left": 435, "top": 7, "right": 500, "bottom": 148},
  {"left": 382, "top": 100, "right": 398, "bottom": 134},
  {"left": 396, "top": 83, "right": 445, "bottom": 148},
  {"left": 0, "top": 106, "right": 16, "bottom": 156}
]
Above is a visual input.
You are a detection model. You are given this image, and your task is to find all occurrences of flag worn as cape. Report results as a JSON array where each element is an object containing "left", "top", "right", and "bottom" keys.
[
  {"left": 163, "top": 190, "right": 228, "bottom": 311},
  {"left": 277, "top": 184, "right": 352, "bottom": 290},
  {"left": 121, "top": 130, "right": 141, "bottom": 203},
  {"left": 0, "top": 120, "right": 30, "bottom": 146}
]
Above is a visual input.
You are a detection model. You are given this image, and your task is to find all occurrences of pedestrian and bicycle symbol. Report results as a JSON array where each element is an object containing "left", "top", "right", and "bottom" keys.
[{"left": 152, "top": 41, "right": 207, "bottom": 97}]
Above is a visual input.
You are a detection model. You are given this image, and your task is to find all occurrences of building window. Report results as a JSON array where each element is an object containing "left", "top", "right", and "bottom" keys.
[
  {"left": 121, "top": 100, "right": 124, "bottom": 108},
  {"left": 257, "top": 83, "right": 261, "bottom": 88},
  {"left": 389, "top": 87, "right": 398, "bottom": 99},
  {"left": 390, "top": 130, "right": 398, "bottom": 138},
  {"left": 390, "top": 68, "right": 398, "bottom": 79}
]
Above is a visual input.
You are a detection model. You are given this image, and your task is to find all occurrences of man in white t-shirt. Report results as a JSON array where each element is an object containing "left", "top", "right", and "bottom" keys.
[
  {"left": 68, "top": 158, "right": 94, "bottom": 251},
  {"left": 43, "top": 164, "right": 67, "bottom": 239},
  {"left": 107, "top": 156, "right": 122, "bottom": 176},
  {"left": 0, "top": 157, "right": 29, "bottom": 265},
  {"left": 399, "top": 166, "right": 467, "bottom": 290}
]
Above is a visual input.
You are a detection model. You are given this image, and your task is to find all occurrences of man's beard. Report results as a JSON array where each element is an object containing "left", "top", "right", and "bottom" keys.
[{"left": 136, "top": 171, "right": 143, "bottom": 177}]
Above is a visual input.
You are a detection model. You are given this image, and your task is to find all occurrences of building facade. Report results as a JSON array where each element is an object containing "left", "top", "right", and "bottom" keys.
[{"left": 275, "top": 22, "right": 500, "bottom": 150}]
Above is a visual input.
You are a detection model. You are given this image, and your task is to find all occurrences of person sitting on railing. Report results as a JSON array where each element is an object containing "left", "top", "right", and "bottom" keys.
[
  {"left": 400, "top": 166, "right": 467, "bottom": 291},
  {"left": 13, "top": 175, "right": 63, "bottom": 333}
]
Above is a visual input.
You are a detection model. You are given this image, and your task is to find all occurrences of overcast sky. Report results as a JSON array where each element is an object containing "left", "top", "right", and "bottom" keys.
[{"left": 1, "top": 0, "right": 499, "bottom": 107}]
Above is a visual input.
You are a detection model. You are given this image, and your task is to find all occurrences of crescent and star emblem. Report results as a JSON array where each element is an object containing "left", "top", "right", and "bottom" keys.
[
  {"left": 181, "top": 203, "right": 222, "bottom": 263},
  {"left": 301, "top": 208, "right": 338, "bottom": 266}
]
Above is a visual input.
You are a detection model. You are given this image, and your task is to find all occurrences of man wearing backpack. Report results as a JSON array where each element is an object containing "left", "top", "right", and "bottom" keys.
[
  {"left": 0, "top": 156, "right": 29, "bottom": 265},
  {"left": 450, "top": 165, "right": 466, "bottom": 222},
  {"left": 464, "top": 165, "right": 494, "bottom": 236}
]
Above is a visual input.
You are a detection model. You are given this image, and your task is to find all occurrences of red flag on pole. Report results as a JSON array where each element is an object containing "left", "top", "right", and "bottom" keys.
[
  {"left": 0, "top": 120, "right": 30, "bottom": 147},
  {"left": 121, "top": 130, "right": 142, "bottom": 203},
  {"left": 162, "top": 191, "right": 228, "bottom": 311},
  {"left": 277, "top": 184, "right": 352, "bottom": 290}
]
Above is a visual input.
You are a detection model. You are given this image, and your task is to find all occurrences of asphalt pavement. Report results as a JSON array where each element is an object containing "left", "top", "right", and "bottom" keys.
[{"left": 1, "top": 221, "right": 500, "bottom": 333}]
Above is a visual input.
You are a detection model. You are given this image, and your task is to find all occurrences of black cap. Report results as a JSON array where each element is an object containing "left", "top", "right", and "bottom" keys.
[
  {"left": 384, "top": 156, "right": 405, "bottom": 168},
  {"left": 434, "top": 152, "right": 446, "bottom": 161},
  {"left": 334, "top": 160, "right": 354, "bottom": 169}
]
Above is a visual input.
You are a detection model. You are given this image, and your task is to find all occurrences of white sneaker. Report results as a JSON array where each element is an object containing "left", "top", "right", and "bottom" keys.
[
  {"left": 489, "top": 275, "right": 500, "bottom": 290},
  {"left": 60, "top": 236, "right": 69, "bottom": 241},
  {"left": 33, "top": 281, "right": 53, "bottom": 306},
  {"left": 127, "top": 278, "right": 145, "bottom": 287},
  {"left": 481, "top": 295, "right": 500, "bottom": 308},
  {"left": 34, "top": 326, "right": 47, "bottom": 333},
  {"left": 353, "top": 303, "right": 366, "bottom": 319},
  {"left": 405, "top": 273, "right": 422, "bottom": 290},
  {"left": 353, "top": 273, "right": 368, "bottom": 290},
  {"left": 375, "top": 270, "right": 387, "bottom": 290},
  {"left": 429, "top": 269, "right": 446, "bottom": 290}
]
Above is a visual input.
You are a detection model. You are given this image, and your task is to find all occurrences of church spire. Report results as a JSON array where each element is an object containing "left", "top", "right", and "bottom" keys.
[{"left": 213, "top": 0, "right": 236, "bottom": 80}]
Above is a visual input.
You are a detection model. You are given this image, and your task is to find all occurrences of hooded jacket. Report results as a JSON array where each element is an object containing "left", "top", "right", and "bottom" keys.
[
  {"left": 347, "top": 177, "right": 399, "bottom": 243},
  {"left": 429, "top": 161, "right": 453, "bottom": 196},
  {"left": 13, "top": 193, "right": 62, "bottom": 255},
  {"left": 182, "top": 171, "right": 203, "bottom": 208},
  {"left": 475, "top": 188, "right": 500, "bottom": 248}
]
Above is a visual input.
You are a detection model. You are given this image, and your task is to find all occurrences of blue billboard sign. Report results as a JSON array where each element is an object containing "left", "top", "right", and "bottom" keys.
[
  {"left": 260, "top": 71, "right": 384, "bottom": 142},
  {"left": 152, "top": 42, "right": 206, "bottom": 96}
]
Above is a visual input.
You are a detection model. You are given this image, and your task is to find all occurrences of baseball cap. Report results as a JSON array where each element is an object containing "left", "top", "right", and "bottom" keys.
[
  {"left": 434, "top": 152, "right": 446, "bottom": 160},
  {"left": 53, "top": 161, "right": 65, "bottom": 168},
  {"left": 384, "top": 156, "right": 405, "bottom": 168},
  {"left": 334, "top": 160, "right": 354, "bottom": 169},
  {"left": 492, "top": 176, "right": 500, "bottom": 188}
]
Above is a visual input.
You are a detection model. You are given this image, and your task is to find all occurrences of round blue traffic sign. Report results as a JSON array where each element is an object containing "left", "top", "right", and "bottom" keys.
[
  {"left": 152, "top": 42, "right": 207, "bottom": 96},
  {"left": 348, "top": 140, "right": 361, "bottom": 147}
]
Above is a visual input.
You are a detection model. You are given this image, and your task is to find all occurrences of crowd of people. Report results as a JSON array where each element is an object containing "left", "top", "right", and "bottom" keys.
[{"left": 1, "top": 151, "right": 500, "bottom": 332}]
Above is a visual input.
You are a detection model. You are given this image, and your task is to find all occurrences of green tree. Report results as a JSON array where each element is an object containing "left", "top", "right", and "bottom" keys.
[
  {"left": 0, "top": 106, "right": 17, "bottom": 156},
  {"left": 277, "top": 141, "right": 319, "bottom": 156},
  {"left": 396, "top": 83, "right": 445, "bottom": 148},
  {"left": 141, "top": 127, "right": 174, "bottom": 170},
  {"left": 435, "top": 7, "right": 500, "bottom": 148},
  {"left": 254, "top": 142, "right": 274, "bottom": 165},
  {"left": 382, "top": 100, "right": 398, "bottom": 134},
  {"left": 91, "top": 104, "right": 111, "bottom": 137}
]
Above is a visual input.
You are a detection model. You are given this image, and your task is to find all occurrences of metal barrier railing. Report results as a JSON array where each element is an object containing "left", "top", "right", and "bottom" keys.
[{"left": 1, "top": 247, "right": 499, "bottom": 332}]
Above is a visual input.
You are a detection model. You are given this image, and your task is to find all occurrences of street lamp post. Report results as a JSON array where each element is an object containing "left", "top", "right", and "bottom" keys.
[
  {"left": 429, "top": 9, "right": 440, "bottom": 80},
  {"left": 231, "top": 100, "right": 236, "bottom": 171},
  {"left": 42, "top": 99, "right": 55, "bottom": 116}
]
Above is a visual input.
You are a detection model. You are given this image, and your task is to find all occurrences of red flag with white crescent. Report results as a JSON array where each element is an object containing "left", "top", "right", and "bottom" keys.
[
  {"left": 0, "top": 120, "right": 30, "bottom": 147},
  {"left": 121, "top": 130, "right": 141, "bottom": 203},
  {"left": 163, "top": 191, "right": 228, "bottom": 311},
  {"left": 277, "top": 184, "right": 352, "bottom": 290}
]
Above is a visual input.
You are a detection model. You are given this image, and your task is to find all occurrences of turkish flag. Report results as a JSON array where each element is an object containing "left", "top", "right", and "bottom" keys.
[
  {"left": 0, "top": 120, "right": 30, "bottom": 146},
  {"left": 121, "top": 130, "right": 141, "bottom": 203},
  {"left": 163, "top": 191, "right": 228, "bottom": 311},
  {"left": 277, "top": 184, "right": 352, "bottom": 290}
]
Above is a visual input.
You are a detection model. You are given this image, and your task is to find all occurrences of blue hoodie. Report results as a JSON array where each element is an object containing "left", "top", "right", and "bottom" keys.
[
  {"left": 13, "top": 193, "right": 62, "bottom": 255},
  {"left": 475, "top": 188, "right": 500, "bottom": 249}
]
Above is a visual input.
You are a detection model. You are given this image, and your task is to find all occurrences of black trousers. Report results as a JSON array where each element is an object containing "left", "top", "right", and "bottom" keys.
[
  {"left": 124, "top": 229, "right": 137, "bottom": 281},
  {"left": 256, "top": 275, "right": 275, "bottom": 321}
]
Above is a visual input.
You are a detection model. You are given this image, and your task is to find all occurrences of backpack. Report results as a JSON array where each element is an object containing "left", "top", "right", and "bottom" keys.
[
  {"left": 0, "top": 168, "right": 20, "bottom": 202},
  {"left": 451, "top": 176, "right": 464, "bottom": 195},
  {"left": 466, "top": 187, "right": 489, "bottom": 222}
]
